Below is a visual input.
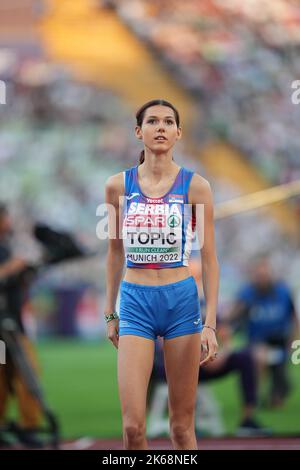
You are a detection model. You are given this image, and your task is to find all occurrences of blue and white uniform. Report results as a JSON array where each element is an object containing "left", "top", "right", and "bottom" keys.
[{"left": 118, "top": 164, "right": 202, "bottom": 340}]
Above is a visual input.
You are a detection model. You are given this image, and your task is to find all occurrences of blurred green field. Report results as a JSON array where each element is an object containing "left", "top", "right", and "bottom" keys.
[{"left": 14, "top": 339, "right": 299, "bottom": 439}]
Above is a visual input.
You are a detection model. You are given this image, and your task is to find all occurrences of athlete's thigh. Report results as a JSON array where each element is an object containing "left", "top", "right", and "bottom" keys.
[
  {"left": 163, "top": 334, "right": 201, "bottom": 418},
  {"left": 118, "top": 335, "right": 155, "bottom": 421}
]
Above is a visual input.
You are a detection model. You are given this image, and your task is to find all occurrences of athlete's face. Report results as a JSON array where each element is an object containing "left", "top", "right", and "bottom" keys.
[{"left": 135, "top": 105, "right": 182, "bottom": 153}]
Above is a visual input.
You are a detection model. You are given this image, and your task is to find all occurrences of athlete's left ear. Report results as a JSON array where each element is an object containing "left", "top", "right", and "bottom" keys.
[{"left": 176, "top": 126, "right": 182, "bottom": 140}]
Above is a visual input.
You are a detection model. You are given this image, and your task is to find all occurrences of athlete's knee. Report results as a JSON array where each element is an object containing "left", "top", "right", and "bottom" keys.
[
  {"left": 170, "top": 420, "right": 194, "bottom": 444},
  {"left": 123, "top": 421, "right": 146, "bottom": 444}
]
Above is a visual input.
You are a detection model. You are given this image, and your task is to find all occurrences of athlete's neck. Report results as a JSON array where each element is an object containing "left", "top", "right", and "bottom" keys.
[{"left": 139, "top": 156, "right": 179, "bottom": 180}]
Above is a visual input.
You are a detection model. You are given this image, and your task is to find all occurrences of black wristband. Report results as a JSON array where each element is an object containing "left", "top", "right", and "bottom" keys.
[{"left": 203, "top": 325, "right": 216, "bottom": 333}]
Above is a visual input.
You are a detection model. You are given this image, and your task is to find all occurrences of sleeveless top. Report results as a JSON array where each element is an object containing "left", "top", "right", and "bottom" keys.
[{"left": 121, "top": 164, "right": 196, "bottom": 269}]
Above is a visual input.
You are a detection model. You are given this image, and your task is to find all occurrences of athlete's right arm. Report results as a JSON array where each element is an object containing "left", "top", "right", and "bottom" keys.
[{"left": 104, "top": 173, "right": 125, "bottom": 348}]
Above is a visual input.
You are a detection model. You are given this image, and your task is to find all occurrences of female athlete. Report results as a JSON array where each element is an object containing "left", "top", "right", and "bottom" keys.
[{"left": 104, "top": 99, "right": 219, "bottom": 450}]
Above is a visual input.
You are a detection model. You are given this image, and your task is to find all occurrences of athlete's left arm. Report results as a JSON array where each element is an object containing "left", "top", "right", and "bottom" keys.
[{"left": 189, "top": 174, "right": 220, "bottom": 364}]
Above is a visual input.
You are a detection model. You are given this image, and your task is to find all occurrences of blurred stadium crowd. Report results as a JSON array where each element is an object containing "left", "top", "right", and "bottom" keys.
[{"left": 114, "top": 0, "right": 300, "bottom": 188}]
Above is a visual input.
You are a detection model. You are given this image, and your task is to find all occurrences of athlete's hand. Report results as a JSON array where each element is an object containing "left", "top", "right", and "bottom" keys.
[
  {"left": 107, "top": 319, "right": 119, "bottom": 349},
  {"left": 200, "top": 327, "right": 218, "bottom": 366}
]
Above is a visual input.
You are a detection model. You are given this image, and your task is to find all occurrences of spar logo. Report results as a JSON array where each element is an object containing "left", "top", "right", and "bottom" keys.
[
  {"left": 124, "top": 214, "right": 166, "bottom": 227},
  {"left": 167, "top": 214, "right": 180, "bottom": 228}
]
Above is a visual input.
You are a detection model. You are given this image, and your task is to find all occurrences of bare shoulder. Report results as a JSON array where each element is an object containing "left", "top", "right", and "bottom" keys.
[
  {"left": 105, "top": 172, "right": 125, "bottom": 208},
  {"left": 105, "top": 171, "right": 124, "bottom": 193},
  {"left": 105, "top": 171, "right": 124, "bottom": 202},
  {"left": 188, "top": 172, "right": 212, "bottom": 204}
]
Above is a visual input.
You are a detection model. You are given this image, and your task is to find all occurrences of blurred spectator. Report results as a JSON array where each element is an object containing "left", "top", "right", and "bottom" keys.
[
  {"left": 228, "top": 254, "right": 300, "bottom": 407},
  {"left": 0, "top": 203, "right": 43, "bottom": 448}
]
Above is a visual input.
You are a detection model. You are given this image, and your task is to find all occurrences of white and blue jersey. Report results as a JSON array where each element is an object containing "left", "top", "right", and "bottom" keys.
[{"left": 122, "top": 164, "right": 196, "bottom": 269}]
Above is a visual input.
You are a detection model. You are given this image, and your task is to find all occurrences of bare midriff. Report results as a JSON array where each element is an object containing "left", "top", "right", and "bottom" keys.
[{"left": 123, "top": 266, "right": 191, "bottom": 286}]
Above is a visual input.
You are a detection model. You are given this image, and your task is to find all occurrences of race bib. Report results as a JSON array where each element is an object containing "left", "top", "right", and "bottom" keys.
[{"left": 123, "top": 201, "right": 183, "bottom": 264}]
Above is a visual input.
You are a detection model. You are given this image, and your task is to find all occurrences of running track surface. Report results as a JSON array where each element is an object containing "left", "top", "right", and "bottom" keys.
[
  {"left": 58, "top": 437, "right": 300, "bottom": 450},
  {"left": 3, "top": 437, "right": 300, "bottom": 450}
]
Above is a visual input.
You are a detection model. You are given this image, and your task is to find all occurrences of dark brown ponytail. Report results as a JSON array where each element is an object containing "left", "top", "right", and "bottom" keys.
[
  {"left": 139, "top": 150, "right": 145, "bottom": 164},
  {"left": 136, "top": 99, "right": 180, "bottom": 165}
]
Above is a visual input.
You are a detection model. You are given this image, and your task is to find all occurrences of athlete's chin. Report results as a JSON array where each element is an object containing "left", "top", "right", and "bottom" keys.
[{"left": 149, "top": 146, "right": 173, "bottom": 155}]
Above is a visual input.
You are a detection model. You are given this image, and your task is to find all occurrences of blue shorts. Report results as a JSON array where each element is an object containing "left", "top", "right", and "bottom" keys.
[{"left": 119, "top": 275, "right": 203, "bottom": 341}]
